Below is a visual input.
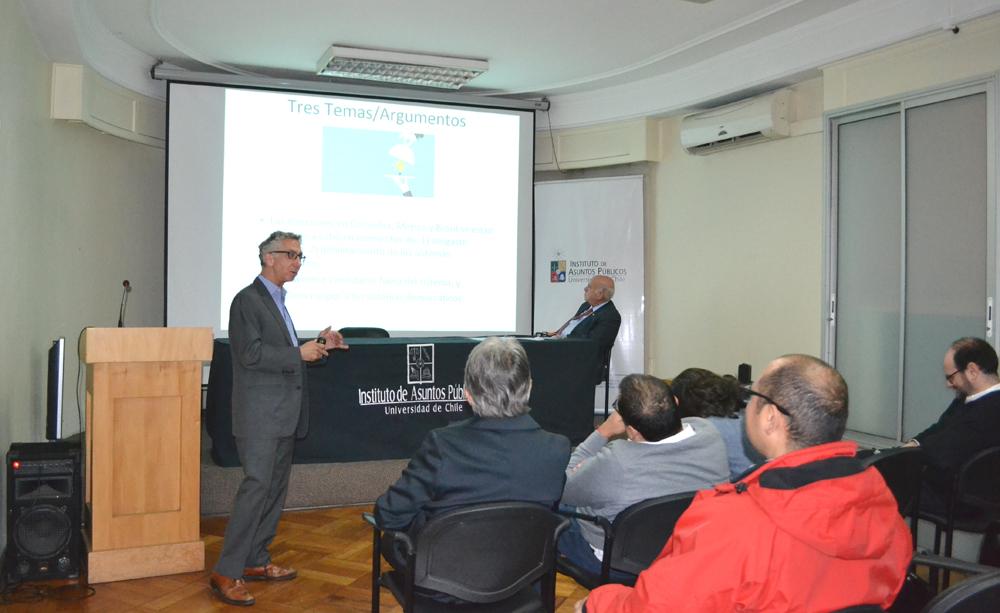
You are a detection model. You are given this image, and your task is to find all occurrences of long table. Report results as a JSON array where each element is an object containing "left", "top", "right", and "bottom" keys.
[{"left": 205, "top": 336, "right": 600, "bottom": 467}]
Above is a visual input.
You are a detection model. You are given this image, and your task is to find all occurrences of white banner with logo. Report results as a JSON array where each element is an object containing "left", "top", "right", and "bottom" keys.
[{"left": 534, "top": 176, "right": 645, "bottom": 412}]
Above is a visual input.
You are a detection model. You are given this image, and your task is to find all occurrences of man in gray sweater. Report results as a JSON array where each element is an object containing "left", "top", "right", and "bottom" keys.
[{"left": 558, "top": 374, "right": 730, "bottom": 579}]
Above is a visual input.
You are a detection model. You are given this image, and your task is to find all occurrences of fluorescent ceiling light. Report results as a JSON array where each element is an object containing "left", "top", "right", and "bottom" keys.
[{"left": 316, "top": 45, "right": 488, "bottom": 90}]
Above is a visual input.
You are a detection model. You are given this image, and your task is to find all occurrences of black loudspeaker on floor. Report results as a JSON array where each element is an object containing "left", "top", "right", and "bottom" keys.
[{"left": 4, "top": 441, "right": 83, "bottom": 584}]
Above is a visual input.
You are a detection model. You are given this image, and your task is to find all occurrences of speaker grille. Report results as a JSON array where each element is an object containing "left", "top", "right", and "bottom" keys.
[{"left": 13, "top": 504, "right": 72, "bottom": 559}]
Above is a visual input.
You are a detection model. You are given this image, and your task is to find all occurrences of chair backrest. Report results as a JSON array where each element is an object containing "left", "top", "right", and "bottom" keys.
[
  {"left": 600, "top": 345, "right": 613, "bottom": 384},
  {"left": 411, "top": 502, "right": 569, "bottom": 604},
  {"left": 921, "top": 569, "right": 1000, "bottom": 613},
  {"left": 861, "top": 447, "right": 924, "bottom": 515},
  {"left": 955, "top": 446, "right": 1000, "bottom": 512},
  {"left": 607, "top": 491, "right": 697, "bottom": 576},
  {"left": 338, "top": 327, "right": 390, "bottom": 339}
]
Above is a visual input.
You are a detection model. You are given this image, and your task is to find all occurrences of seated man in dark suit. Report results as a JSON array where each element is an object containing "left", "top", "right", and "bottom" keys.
[
  {"left": 374, "top": 336, "right": 571, "bottom": 579},
  {"left": 903, "top": 336, "right": 1000, "bottom": 513},
  {"left": 546, "top": 274, "right": 622, "bottom": 382}
]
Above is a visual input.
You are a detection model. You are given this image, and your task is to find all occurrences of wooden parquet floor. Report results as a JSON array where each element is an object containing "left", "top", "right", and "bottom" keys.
[{"left": 0, "top": 505, "right": 591, "bottom": 612}]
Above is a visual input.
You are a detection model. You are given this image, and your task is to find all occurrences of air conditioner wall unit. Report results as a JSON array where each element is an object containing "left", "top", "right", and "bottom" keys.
[{"left": 680, "top": 89, "right": 790, "bottom": 155}]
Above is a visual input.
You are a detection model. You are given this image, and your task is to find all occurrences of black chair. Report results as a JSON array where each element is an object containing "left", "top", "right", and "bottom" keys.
[
  {"left": 893, "top": 552, "right": 1000, "bottom": 612},
  {"left": 860, "top": 446, "right": 924, "bottom": 541},
  {"left": 363, "top": 502, "right": 569, "bottom": 613},
  {"left": 922, "top": 569, "right": 1000, "bottom": 612},
  {"left": 339, "top": 326, "right": 390, "bottom": 338},
  {"left": 557, "top": 491, "right": 696, "bottom": 589},
  {"left": 600, "top": 347, "right": 613, "bottom": 417},
  {"left": 919, "top": 446, "right": 1000, "bottom": 589}
]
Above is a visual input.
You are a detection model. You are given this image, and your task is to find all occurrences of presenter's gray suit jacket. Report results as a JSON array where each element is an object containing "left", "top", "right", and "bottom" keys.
[{"left": 229, "top": 278, "right": 308, "bottom": 439}]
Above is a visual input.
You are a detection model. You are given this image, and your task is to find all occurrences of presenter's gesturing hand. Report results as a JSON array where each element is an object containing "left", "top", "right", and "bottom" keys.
[
  {"left": 300, "top": 339, "right": 329, "bottom": 362},
  {"left": 317, "top": 326, "right": 350, "bottom": 350}
]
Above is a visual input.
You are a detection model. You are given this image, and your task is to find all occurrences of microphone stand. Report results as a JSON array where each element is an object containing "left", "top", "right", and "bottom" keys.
[{"left": 117, "top": 280, "right": 131, "bottom": 328}]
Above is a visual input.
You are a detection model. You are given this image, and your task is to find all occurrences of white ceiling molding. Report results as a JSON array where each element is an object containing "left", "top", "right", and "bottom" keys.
[
  {"left": 20, "top": 0, "right": 165, "bottom": 99},
  {"left": 19, "top": 0, "right": 1000, "bottom": 125},
  {"left": 73, "top": 0, "right": 165, "bottom": 99},
  {"left": 499, "top": 0, "right": 809, "bottom": 96},
  {"left": 542, "top": 0, "right": 1000, "bottom": 129},
  {"left": 148, "top": 0, "right": 263, "bottom": 79}
]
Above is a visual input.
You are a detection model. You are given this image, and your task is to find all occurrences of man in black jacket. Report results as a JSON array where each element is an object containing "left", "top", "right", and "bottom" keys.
[
  {"left": 374, "top": 337, "right": 570, "bottom": 598},
  {"left": 546, "top": 275, "right": 622, "bottom": 383},
  {"left": 904, "top": 337, "right": 1000, "bottom": 513}
]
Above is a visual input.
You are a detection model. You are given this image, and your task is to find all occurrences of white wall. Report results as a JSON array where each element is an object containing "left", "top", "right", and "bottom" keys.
[
  {"left": 824, "top": 13, "right": 1000, "bottom": 112},
  {"left": 0, "top": 0, "right": 165, "bottom": 542},
  {"left": 536, "top": 80, "right": 826, "bottom": 382},
  {"left": 648, "top": 116, "right": 824, "bottom": 379},
  {"left": 618, "top": 12, "right": 1000, "bottom": 382}
]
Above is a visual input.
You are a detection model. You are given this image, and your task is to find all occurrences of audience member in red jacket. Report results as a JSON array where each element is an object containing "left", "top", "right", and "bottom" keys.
[{"left": 577, "top": 354, "right": 912, "bottom": 613}]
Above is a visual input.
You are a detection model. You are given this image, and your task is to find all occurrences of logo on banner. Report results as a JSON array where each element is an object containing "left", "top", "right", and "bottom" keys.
[
  {"left": 552, "top": 259, "right": 630, "bottom": 283},
  {"left": 407, "top": 344, "right": 435, "bottom": 384},
  {"left": 356, "top": 343, "right": 467, "bottom": 416},
  {"left": 550, "top": 260, "right": 567, "bottom": 282}
]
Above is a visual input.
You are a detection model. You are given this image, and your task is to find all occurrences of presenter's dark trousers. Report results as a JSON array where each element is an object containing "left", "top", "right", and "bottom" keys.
[{"left": 214, "top": 435, "right": 295, "bottom": 579}]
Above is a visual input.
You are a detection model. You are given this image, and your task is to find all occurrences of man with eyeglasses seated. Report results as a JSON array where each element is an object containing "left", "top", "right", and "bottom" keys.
[
  {"left": 558, "top": 374, "right": 728, "bottom": 583},
  {"left": 210, "top": 231, "right": 348, "bottom": 607},
  {"left": 542, "top": 275, "right": 621, "bottom": 384},
  {"left": 576, "top": 355, "right": 911, "bottom": 613},
  {"left": 902, "top": 337, "right": 1000, "bottom": 514}
]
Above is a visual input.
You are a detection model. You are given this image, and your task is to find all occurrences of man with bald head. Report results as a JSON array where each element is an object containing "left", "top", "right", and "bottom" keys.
[
  {"left": 547, "top": 275, "right": 621, "bottom": 382},
  {"left": 577, "top": 355, "right": 911, "bottom": 613}
]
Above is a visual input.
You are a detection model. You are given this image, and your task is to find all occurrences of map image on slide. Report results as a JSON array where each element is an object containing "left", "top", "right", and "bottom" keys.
[{"left": 322, "top": 128, "right": 436, "bottom": 197}]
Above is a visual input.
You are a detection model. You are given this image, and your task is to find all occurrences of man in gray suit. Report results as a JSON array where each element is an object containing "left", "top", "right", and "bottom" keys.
[{"left": 210, "top": 231, "right": 346, "bottom": 607}]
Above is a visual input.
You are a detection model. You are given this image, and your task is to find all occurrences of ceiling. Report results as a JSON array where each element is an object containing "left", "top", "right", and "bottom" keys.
[{"left": 20, "top": 0, "right": 1000, "bottom": 128}]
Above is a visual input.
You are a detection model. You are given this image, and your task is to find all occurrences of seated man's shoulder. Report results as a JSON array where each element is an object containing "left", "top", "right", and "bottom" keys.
[
  {"left": 543, "top": 429, "right": 571, "bottom": 446},
  {"left": 537, "top": 430, "right": 571, "bottom": 458},
  {"left": 420, "top": 419, "right": 478, "bottom": 449},
  {"left": 432, "top": 417, "right": 475, "bottom": 436},
  {"left": 671, "top": 485, "right": 757, "bottom": 535},
  {"left": 684, "top": 416, "right": 724, "bottom": 436},
  {"left": 680, "top": 417, "right": 729, "bottom": 451},
  {"left": 433, "top": 417, "right": 568, "bottom": 450}
]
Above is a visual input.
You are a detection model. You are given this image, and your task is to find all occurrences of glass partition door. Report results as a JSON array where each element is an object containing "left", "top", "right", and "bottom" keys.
[{"left": 828, "top": 86, "right": 993, "bottom": 440}]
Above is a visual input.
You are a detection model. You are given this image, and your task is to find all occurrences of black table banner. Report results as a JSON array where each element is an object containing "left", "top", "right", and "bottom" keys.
[{"left": 205, "top": 336, "right": 600, "bottom": 466}]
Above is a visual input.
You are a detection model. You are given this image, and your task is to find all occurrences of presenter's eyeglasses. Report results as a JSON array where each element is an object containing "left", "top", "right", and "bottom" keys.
[
  {"left": 945, "top": 368, "right": 964, "bottom": 383},
  {"left": 270, "top": 250, "right": 306, "bottom": 262},
  {"left": 739, "top": 387, "right": 791, "bottom": 417}
]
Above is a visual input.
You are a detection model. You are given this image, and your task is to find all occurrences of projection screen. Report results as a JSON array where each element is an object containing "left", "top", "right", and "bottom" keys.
[{"left": 164, "top": 82, "right": 536, "bottom": 338}]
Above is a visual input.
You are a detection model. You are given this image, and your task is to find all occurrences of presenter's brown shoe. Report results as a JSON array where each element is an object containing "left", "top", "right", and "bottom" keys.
[
  {"left": 210, "top": 572, "right": 255, "bottom": 606},
  {"left": 242, "top": 563, "right": 298, "bottom": 582}
]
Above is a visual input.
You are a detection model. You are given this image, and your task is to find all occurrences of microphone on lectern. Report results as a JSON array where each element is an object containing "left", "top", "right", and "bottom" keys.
[{"left": 117, "top": 280, "right": 131, "bottom": 328}]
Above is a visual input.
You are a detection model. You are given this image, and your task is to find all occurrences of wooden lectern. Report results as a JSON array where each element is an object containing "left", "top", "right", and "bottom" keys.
[{"left": 81, "top": 327, "right": 212, "bottom": 583}]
